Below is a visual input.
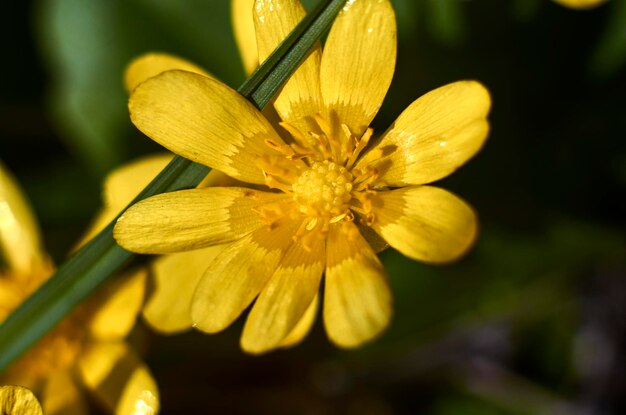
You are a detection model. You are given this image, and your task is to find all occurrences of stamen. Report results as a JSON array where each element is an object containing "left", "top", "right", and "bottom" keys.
[
  {"left": 254, "top": 201, "right": 295, "bottom": 225},
  {"left": 314, "top": 113, "right": 333, "bottom": 139},
  {"left": 329, "top": 210, "right": 354, "bottom": 224},
  {"left": 263, "top": 173, "right": 292, "bottom": 193},
  {"left": 352, "top": 165, "right": 379, "bottom": 191},
  {"left": 258, "top": 112, "right": 384, "bottom": 246},
  {"left": 308, "top": 131, "right": 333, "bottom": 159},
  {"left": 279, "top": 121, "right": 304, "bottom": 143},
  {"left": 305, "top": 217, "right": 318, "bottom": 231},
  {"left": 293, "top": 219, "right": 325, "bottom": 251},
  {"left": 346, "top": 127, "right": 374, "bottom": 169}
]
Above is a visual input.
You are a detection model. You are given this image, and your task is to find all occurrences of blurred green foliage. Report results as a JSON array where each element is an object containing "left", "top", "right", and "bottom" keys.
[
  {"left": 1, "top": 0, "right": 625, "bottom": 413},
  {"left": 37, "top": 0, "right": 244, "bottom": 176}
]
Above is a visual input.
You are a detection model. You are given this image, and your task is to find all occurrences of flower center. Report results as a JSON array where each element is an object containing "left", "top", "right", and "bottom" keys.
[{"left": 292, "top": 160, "right": 353, "bottom": 217}]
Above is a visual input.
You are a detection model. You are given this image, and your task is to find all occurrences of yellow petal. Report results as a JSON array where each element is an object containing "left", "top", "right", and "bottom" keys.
[
  {"left": 357, "top": 81, "right": 491, "bottom": 186},
  {"left": 232, "top": 0, "right": 258, "bottom": 75},
  {"left": 324, "top": 221, "right": 392, "bottom": 347},
  {"left": 124, "top": 52, "right": 211, "bottom": 92},
  {"left": 104, "top": 153, "right": 174, "bottom": 212},
  {"left": 143, "top": 245, "right": 225, "bottom": 334},
  {"left": 73, "top": 208, "right": 113, "bottom": 250},
  {"left": 254, "top": 0, "right": 323, "bottom": 132},
  {"left": 114, "top": 187, "right": 287, "bottom": 254},
  {"left": 279, "top": 293, "right": 318, "bottom": 348},
  {"left": 78, "top": 342, "right": 159, "bottom": 415},
  {"left": 320, "top": 0, "right": 396, "bottom": 137},
  {"left": 241, "top": 237, "right": 324, "bottom": 354},
  {"left": 552, "top": 0, "right": 607, "bottom": 9},
  {"left": 370, "top": 186, "right": 477, "bottom": 263},
  {"left": 0, "top": 385, "right": 43, "bottom": 415},
  {"left": 355, "top": 221, "right": 388, "bottom": 253},
  {"left": 86, "top": 268, "right": 146, "bottom": 340},
  {"left": 0, "top": 160, "right": 45, "bottom": 275},
  {"left": 129, "top": 70, "right": 285, "bottom": 184},
  {"left": 75, "top": 154, "right": 174, "bottom": 249},
  {"left": 42, "top": 371, "right": 87, "bottom": 415},
  {"left": 192, "top": 219, "right": 298, "bottom": 333},
  {"left": 197, "top": 169, "right": 242, "bottom": 189},
  {"left": 78, "top": 155, "right": 234, "bottom": 249},
  {"left": 106, "top": 155, "right": 231, "bottom": 217}
]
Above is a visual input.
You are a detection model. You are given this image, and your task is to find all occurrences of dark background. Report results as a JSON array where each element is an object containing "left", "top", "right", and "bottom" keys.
[{"left": 1, "top": 0, "right": 624, "bottom": 413}]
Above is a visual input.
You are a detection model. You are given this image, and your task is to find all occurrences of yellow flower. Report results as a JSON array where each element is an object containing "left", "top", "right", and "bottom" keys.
[
  {"left": 0, "top": 385, "right": 43, "bottom": 415},
  {"left": 114, "top": 0, "right": 491, "bottom": 354},
  {"left": 551, "top": 0, "right": 608, "bottom": 10},
  {"left": 0, "top": 161, "right": 159, "bottom": 415}
]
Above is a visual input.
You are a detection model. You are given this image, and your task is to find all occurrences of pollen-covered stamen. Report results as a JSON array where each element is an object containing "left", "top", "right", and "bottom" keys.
[{"left": 292, "top": 160, "right": 354, "bottom": 219}]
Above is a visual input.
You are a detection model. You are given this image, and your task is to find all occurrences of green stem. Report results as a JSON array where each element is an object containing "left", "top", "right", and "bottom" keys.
[{"left": 0, "top": 0, "right": 346, "bottom": 373}]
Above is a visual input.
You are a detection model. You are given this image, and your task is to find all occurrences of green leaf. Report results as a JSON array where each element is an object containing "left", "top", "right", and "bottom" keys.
[{"left": 0, "top": 0, "right": 346, "bottom": 373}]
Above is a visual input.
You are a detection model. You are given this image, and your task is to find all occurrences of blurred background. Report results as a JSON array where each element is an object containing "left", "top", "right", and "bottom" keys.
[{"left": 1, "top": 0, "right": 625, "bottom": 413}]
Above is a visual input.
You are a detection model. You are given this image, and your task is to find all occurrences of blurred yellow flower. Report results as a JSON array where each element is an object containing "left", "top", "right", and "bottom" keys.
[
  {"left": 0, "top": 385, "right": 43, "bottom": 415},
  {"left": 551, "top": 0, "right": 608, "bottom": 9},
  {"left": 115, "top": 0, "right": 491, "bottom": 354},
  {"left": 0, "top": 161, "right": 159, "bottom": 415}
]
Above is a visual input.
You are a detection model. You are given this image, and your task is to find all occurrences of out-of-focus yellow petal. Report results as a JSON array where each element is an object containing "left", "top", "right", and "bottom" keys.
[
  {"left": 144, "top": 245, "right": 225, "bottom": 334},
  {"left": 104, "top": 153, "right": 230, "bottom": 212},
  {"left": 115, "top": 187, "right": 288, "bottom": 254},
  {"left": 279, "top": 293, "right": 318, "bottom": 348},
  {"left": 86, "top": 268, "right": 146, "bottom": 340},
  {"left": 232, "top": 0, "right": 258, "bottom": 75},
  {"left": 241, "top": 237, "right": 324, "bottom": 354},
  {"left": 254, "top": 0, "right": 323, "bottom": 133},
  {"left": 320, "top": 0, "right": 396, "bottom": 137},
  {"left": 0, "top": 385, "right": 43, "bottom": 415},
  {"left": 76, "top": 154, "right": 173, "bottom": 249},
  {"left": 78, "top": 155, "right": 232, "bottom": 249},
  {"left": 357, "top": 81, "right": 491, "bottom": 187},
  {"left": 78, "top": 342, "right": 159, "bottom": 415},
  {"left": 552, "top": 0, "right": 607, "bottom": 9},
  {"left": 129, "top": 70, "right": 286, "bottom": 184},
  {"left": 192, "top": 219, "right": 298, "bottom": 333},
  {"left": 104, "top": 154, "right": 173, "bottom": 212},
  {"left": 0, "top": 160, "right": 45, "bottom": 275},
  {"left": 124, "top": 52, "right": 211, "bottom": 92},
  {"left": 370, "top": 186, "right": 477, "bottom": 263},
  {"left": 324, "top": 221, "right": 391, "bottom": 348},
  {"left": 74, "top": 208, "right": 113, "bottom": 250},
  {"left": 42, "top": 371, "right": 87, "bottom": 415}
]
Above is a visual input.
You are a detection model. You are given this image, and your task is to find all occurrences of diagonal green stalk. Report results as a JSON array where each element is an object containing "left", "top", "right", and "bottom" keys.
[{"left": 0, "top": 0, "right": 346, "bottom": 372}]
